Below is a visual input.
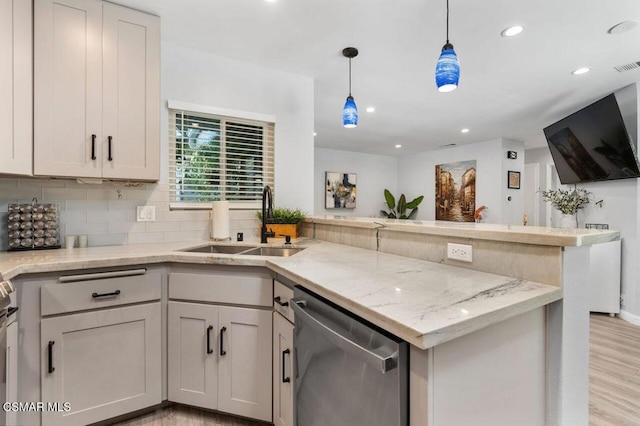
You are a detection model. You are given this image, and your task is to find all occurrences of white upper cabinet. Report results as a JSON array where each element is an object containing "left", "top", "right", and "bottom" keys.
[
  {"left": 102, "top": 3, "right": 160, "bottom": 180},
  {"left": 34, "top": 0, "right": 160, "bottom": 181},
  {"left": 0, "top": 0, "right": 33, "bottom": 176}
]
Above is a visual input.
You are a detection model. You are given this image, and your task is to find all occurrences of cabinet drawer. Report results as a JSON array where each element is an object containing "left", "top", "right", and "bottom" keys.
[
  {"left": 169, "top": 271, "right": 272, "bottom": 307},
  {"left": 274, "top": 280, "right": 294, "bottom": 324},
  {"left": 41, "top": 269, "right": 161, "bottom": 316}
]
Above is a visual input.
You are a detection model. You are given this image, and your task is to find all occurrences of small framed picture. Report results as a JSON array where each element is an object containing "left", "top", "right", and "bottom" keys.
[{"left": 508, "top": 170, "right": 521, "bottom": 189}]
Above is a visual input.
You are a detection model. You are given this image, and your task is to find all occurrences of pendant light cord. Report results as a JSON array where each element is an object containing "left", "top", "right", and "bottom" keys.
[
  {"left": 446, "top": 0, "right": 450, "bottom": 43},
  {"left": 348, "top": 57, "right": 352, "bottom": 96}
]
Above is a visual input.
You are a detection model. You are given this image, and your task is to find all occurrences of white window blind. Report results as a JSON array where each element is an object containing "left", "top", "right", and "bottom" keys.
[{"left": 169, "top": 108, "right": 274, "bottom": 206}]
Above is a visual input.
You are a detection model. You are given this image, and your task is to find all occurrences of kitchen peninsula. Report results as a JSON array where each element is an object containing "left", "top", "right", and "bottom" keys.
[{"left": 0, "top": 219, "right": 618, "bottom": 426}]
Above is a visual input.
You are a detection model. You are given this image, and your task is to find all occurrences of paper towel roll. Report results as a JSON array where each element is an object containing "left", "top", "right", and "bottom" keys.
[{"left": 211, "top": 201, "right": 230, "bottom": 240}]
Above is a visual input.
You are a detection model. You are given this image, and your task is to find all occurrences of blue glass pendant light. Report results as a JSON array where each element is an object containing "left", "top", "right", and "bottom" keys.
[
  {"left": 435, "top": 0, "right": 460, "bottom": 92},
  {"left": 342, "top": 47, "right": 359, "bottom": 128}
]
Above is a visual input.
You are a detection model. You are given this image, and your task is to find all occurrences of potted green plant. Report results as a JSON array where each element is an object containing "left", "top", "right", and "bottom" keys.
[
  {"left": 380, "top": 189, "right": 424, "bottom": 219},
  {"left": 256, "top": 207, "right": 306, "bottom": 239}
]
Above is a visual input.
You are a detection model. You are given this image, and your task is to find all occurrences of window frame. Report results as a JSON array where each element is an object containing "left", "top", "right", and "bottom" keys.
[{"left": 167, "top": 100, "right": 275, "bottom": 210}]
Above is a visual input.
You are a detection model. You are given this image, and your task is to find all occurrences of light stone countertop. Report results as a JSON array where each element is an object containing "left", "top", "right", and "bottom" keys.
[
  {"left": 0, "top": 239, "right": 561, "bottom": 350},
  {"left": 305, "top": 215, "right": 620, "bottom": 247}
]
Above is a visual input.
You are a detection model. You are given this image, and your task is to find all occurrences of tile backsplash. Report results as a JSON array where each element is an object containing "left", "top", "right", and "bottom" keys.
[{"left": 0, "top": 177, "right": 260, "bottom": 251}]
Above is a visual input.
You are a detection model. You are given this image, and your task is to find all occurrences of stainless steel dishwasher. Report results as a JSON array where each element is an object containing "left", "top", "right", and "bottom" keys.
[{"left": 291, "top": 287, "right": 408, "bottom": 426}]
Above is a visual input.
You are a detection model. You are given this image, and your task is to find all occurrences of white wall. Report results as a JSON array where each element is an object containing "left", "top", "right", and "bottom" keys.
[
  {"left": 397, "top": 138, "right": 524, "bottom": 224},
  {"left": 162, "top": 42, "right": 314, "bottom": 211},
  {"left": 502, "top": 139, "right": 526, "bottom": 225},
  {"left": 0, "top": 42, "right": 314, "bottom": 249},
  {"left": 314, "top": 148, "right": 397, "bottom": 217},
  {"left": 525, "top": 83, "right": 640, "bottom": 320}
]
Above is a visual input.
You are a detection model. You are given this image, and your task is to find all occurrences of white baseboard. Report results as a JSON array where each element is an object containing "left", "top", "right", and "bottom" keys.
[{"left": 619, "top": 310, "right": 640, "bottom": 326}]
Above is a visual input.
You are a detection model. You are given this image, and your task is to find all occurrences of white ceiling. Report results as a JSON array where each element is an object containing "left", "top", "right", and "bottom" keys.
[{"left": 116, "top": 0, "right": 640, "bottom": 156}]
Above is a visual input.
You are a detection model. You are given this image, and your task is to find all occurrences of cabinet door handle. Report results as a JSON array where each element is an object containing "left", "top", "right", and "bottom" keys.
[
  {"left": 48, "top": 340, "right": 55, "bottom": 374},
  {"left": 206, "top": 325, "right": 213, "bottom": 354},
  {"left": 220, "top": 326, "right": 227, "bottom": 356},
  {"left": 274, "top": 296, "right": 289, "bottom": 307},
  {"left": 91, "top": 290, "right": 121, "bottom": 298},
  {"left": 282, "top": 348, "right": 291, "bottom": 383},
  {"left": 91, "top": 134, "right": 97, "bottom": 160},
  {"left": 108, "top": 136, "right": 113, "bottom": 161}
]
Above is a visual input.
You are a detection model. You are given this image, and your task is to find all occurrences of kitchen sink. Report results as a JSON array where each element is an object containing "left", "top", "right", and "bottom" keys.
[
  {"left": 239, "top": 247, "right": 306, "bottom": 257},
  {"left": 178, "top": 244, "right": 257, "bottom": 254}
]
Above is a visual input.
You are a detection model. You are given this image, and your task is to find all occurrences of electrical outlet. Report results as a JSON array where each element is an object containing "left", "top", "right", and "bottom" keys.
[
  {"left": 136, "top": 206, "right": 156, "bottom": 222},
  {"left": 447, "top": 243, "right": 473, "bottom": 262}
]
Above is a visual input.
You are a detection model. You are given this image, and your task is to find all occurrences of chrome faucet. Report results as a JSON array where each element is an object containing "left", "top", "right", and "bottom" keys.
[{"left": 261, "top": 185, "right": 275, "bottom": 243}]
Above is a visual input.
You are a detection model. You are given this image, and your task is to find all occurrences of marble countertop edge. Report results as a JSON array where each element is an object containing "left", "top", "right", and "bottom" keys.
[
  {"left": 418, "top": 288, "right": 563, "bottom": 348},
  {"left": 0, "top": 239, "right": 564, "bottom": 351},
  {"left": 269, "top": 261, "right": 562, "bottom": 349},
  {"left": 304, "top": 216, "right": 620, "bottom": 247}
]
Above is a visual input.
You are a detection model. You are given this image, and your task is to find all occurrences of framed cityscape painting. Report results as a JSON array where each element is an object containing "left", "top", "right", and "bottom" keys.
[
  {"left": 435, "top": 160, "right": 476, "bottom": 222},
  {"left": 325, "top": 172, "right": 357, "bottom": 209}
]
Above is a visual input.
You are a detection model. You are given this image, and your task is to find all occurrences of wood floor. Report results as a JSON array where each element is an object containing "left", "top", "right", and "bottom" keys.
[
  {"left": 111, "top": 405, "right": 263, "bottom": 426},
  {"left": 113, "top": 313, "right": 640, "bottom": 426},
  {"left": 590, "top": 313, "right": 640, "bottom": 426}
]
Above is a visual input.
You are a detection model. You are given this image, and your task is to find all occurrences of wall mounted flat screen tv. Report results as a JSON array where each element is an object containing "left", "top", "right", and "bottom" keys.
[{"left": 543, "top": 93, "right": 640, "bottom": 184}]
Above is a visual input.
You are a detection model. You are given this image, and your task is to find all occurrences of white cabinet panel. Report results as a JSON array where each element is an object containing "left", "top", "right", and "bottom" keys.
[
  {"left": 274, "top": 280, "right": 294, "bottom": 324},
  {"left": 0, "top": 0, "right": 32, "bottom": 175},
  {"left": 34, "top": 0, "right": 102, "bottom": 178},
  {"left": 102, "top": 3, "right": 159, "bottom": 180},
  {"left": 218, "top": 306, "right": 272, "bottom": 422},
  {"left": 273, "top": 312, "right": 294, "bottom": 426},
  {"left": 168, "top": 301, "right": 218, "bottom": 410},
  {"left": 588, "top": 239, "right": 621, "bottom": 314},
  {"left": 5, "top": 321, "right": 18, "bottom": 426},
  {"left": 34, "top": 0, "right": 160, "bottom": 181},
  {"left": 41, "top": 303, "right": 162, "bottom": 426},
  {"left": 168, "top": 302, "right": 273, "bottom": 422}
]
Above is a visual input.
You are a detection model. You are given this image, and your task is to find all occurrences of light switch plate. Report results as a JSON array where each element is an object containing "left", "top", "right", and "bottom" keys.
[{"left": 137, "top": 206, "right": 156, "bottom": 222}]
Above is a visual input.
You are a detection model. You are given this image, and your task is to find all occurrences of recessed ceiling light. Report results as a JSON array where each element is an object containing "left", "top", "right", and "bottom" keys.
[
  {"left": 608, "top": 20, "right": 639, "bottom": 34},
  {"left": 571, "top": 67, "right": 591, "bottom": 75},
  {"left": 395, "top": 144, "right": 402, "bottom": 148},
  {"left": 264, "top": 0, "right": 277, "bottom": 3},
  {"left": 366, "top": 106, "right": 376, "bottom": 113},
  {"left": 500, "top": 25, "right": 524, "bottom": 37},
  {"left": 461, "top": 128, "right": 470, "bottom": 133},
  {"left": 313, "top": 132, "right": 317, "bottom": 137}
]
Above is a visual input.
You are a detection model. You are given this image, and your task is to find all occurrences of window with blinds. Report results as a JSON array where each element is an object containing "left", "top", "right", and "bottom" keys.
[{"left": 169, "top": 109, "right": 274, "bottom": 206}]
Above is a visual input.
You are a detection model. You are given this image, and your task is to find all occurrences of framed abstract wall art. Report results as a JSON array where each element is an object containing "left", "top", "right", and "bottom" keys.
[{"left": 325, "top": 172, "right": 357, "bottom": 209}]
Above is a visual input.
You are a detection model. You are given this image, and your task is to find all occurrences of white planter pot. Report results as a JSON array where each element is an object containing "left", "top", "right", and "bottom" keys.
[{"left": 559, "top": 214, "right": 577, "bottom": 228}]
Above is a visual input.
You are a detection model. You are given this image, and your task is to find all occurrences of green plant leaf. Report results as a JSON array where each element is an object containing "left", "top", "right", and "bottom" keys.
[
  {"left": 399, "top": 214, "right": 407, "bottom": 219},
  {"left": 397, "top": 194, "right": 407, "bottom": 215},
  {"left": 406, "top": 195, "right": 424, "bottom": 210},
  {"left": 384, "top": 189, "right": 395, "bottom": 210},
  {"left": 408, "top": 208, "right": 418, "bottom": 219},
  {"left": 380, "top": 210, "right": 389, "bottom": 217}
]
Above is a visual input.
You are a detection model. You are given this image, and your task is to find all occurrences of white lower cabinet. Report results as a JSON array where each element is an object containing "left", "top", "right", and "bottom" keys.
[
  {"left": 168, "top": 301, "right": 218, "bottom": 409},
  {"left": 168, "top": 301, "right": 272, "bottom": 422},
  {"left": 5, "top": 321, "right": 18, "bottom": 426},
  {"left": 40, "top": 303, "right": 162, "bottom": 426},
  {"left": 273, "top": 312, "right": 294, "bottom": 426}
]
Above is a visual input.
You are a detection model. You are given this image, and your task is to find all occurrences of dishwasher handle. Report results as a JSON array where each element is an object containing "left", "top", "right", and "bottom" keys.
[{"left": 291, "top": 299, "right": 398, "bottom": 374}]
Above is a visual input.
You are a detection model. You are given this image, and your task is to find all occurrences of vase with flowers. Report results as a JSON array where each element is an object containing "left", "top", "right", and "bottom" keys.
[
  {"left": 474, "top": 205, "right": 487, "bottom": 223},
  {"left": 540, "top": 187, "right": 595, "bottom": 228}
]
